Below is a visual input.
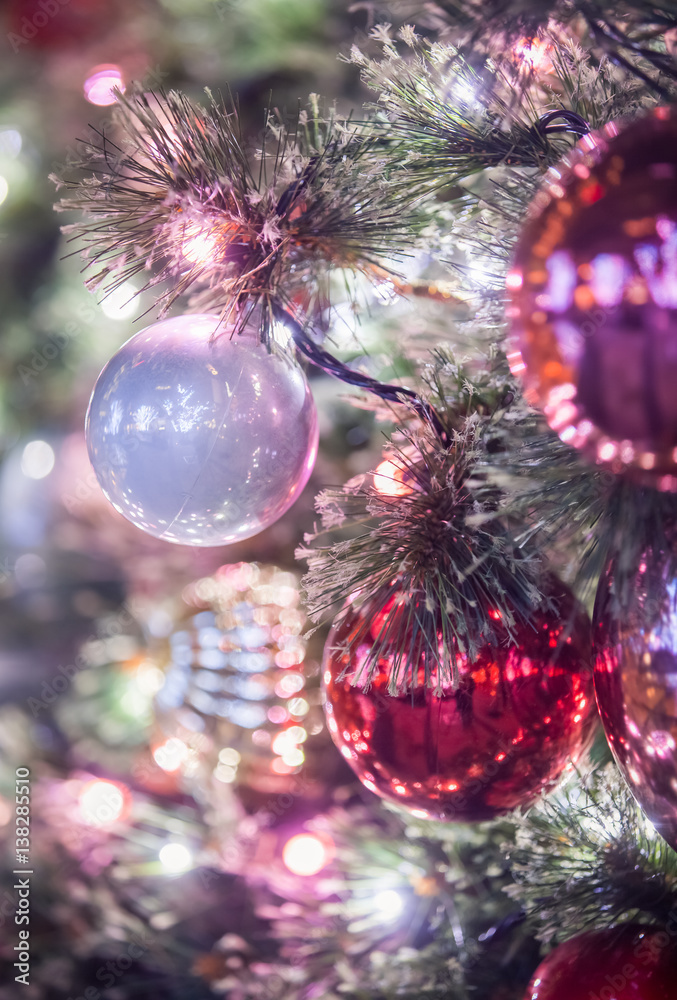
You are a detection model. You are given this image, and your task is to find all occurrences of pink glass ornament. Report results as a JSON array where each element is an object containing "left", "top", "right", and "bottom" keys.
[{"left": 508, "top": 107, "right": 677, "bottom": 488}]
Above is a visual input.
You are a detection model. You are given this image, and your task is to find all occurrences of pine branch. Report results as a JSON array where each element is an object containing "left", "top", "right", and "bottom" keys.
[
  {"left": 350, "top": 32, "right": 585, "bottom": 191},
  {"left": 231, "top": 803, "right": 529, "bottom": 1000},
  {"left": 299, "top": 349, "right": 551, "bottom": 690},
  {"left": 52, "top": 88, "right": 425, "bottom": 338},
  {"left": 506, "top": 766, "right": 677, "bottom": 944}
]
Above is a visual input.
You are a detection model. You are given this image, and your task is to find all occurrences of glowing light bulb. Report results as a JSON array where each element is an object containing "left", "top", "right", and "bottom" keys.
[
  {"left": 373, "top": 459, "right": 411, "bottom": 497},
  {"left": 84, "top": 65, "right": 124, "bottom": 106},
  {"left": 21, "top": 441, "right": 55, "bottom": 480},
  {"left": 514, "top": 37, "right": 552, "bottom": 72},
  {"left": 153, "top": 737, "right": 190, "bottom": 772},
  {"left": 181, "top": 224, "right": 220, "bottom": 265},
  {"left": 159, "top": 842, "right": 193, "bottom": 872},
  {"left": 282, "top": 833, "right": 333, "bottom": 876},
  {"left": 79, "top": 780, "right": 128, "bottom": 826}
]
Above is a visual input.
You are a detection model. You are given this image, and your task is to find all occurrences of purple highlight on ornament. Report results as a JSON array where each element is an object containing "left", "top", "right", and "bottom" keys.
[
  {"left": 635, "top": 234, "right": 677, "bottom": 308},
  {"left": 589, "top": 254, "right": 630, "bottom": 308},
  {"left": 545, "top": 250, "right": 577, "bottom": 312},
  {"left": 552, "top": 321, "right": 584, "bottom": 364}
]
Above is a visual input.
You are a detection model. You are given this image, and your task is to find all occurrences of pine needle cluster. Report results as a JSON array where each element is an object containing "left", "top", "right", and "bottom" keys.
[
  {"left": 52, "top": 89, "right": 422, "bottom": 338},
  {"left": 507, "top": 766, "right": 677, "bottom": 944},
  {"left": 299, "top": 350, "right": 551, "bottom": 690}
]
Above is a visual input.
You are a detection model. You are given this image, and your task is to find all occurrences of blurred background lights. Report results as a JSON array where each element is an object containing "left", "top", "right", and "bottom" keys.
[
  {"left": 100, "top": 283, "right": 139, "bottom": 320},
  {"left": 0, "top": 128, "right": 22, "bottom": 158},
  {"left": 281, "top": 747, "right": 304, "bottom": 768},
  {"left": 287, "top": 697, "right": 309, "bottom": 718},
  {"left": 0, "top": 176, "right": 8, "bottom": 207},
  {"left": 84, "top": 65, "right": 124, "bottom": 106},
  {"left": 79, "top": 780, "right": 128, "bottom": 826},
  {"left": 267, "top": 705, "right": 288, "bottom": 724},
  {"left": 159, "top": 842, "right": 193, "bottom": 872},
  {"left": 0, "top": 795, "right": 13, "bottom": 826},
  {"left": 282, "top": 833, "right": 333, "bottom": 876},
  {"left": 153, "top": 736, "right": 190, "bottom": 772},
  {"left": 218, "top": 747, "right": 241, "bottom": 766},
  {"left": 21, "top": 440, "right": 55, "bottom": 479},
  {"left": 214, "top": 763, "right": 237, "bottom": 783},
  {"left": 373, "top": 889, "right": 404, "bottom": 918},
  {"left": 14, "top": 553, "right": 46, "bottom": 589},
  {"left": 135, "top": 662, "right": 165, "bottom": 696}
]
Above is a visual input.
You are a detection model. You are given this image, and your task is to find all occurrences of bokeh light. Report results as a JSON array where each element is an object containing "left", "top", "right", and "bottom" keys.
[
  {"left": 79, "top": 780, "right": 129, "bottom": 826},
  {"left": 84, "top": 65, "right": 124, "bottom": 106},
  {"left": 159, "top": 842, "right": 193, "bottom": 872},
  {"left": 181, "top": 224, "right": 220, "bottom": 265},
  {"left": 0, "top": 128, "right": 22, "bottom": 158},
  {"left": 514, "top": 37, "right": 552, "bottom": 72},
  {"left": 21, "top": 440, "right": 55, "bottom": 480},
  {"left": 282, "top": 833, "right": 333, "bottom": 876},
  {"left": 373, "top": 459, "right": 411, "bottom": 497},
  {"left": 100, "top": 283, "right": 139, "bottom": 320},
  {"left": 153, "top": 737, "right": 190, "bottom": 772},
  {"left": 373, "top": 889, "right": 404, "bottom": 918}
]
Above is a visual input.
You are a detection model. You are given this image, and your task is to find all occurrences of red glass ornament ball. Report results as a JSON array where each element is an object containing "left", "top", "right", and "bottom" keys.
[
  {"left": 525, "top": 925, "right": 677, "bottom": 1000},
  {"left": 507, "top": 106, "right": 677, "bottom": 488},
  {"left": 322, "top": 585, "right": 596, "bottom": 821},
  {"left": 8, "top": 0, "right": 121, "bottom": 50}
]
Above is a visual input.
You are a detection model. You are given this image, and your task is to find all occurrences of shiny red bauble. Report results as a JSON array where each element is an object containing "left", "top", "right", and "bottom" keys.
[
  {"left": 322, "top": 583, "right": 596, "bottom": 821},
  {"left": 525, "top": 925, "right": 677, "bottom": 1000},
  {"left": 8, "top": 0, "right": 126, "bottom": 51}
]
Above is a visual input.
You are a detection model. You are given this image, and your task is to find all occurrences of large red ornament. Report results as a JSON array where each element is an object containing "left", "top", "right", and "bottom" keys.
[
  {"left": 322, "top": 583, "right": 596, "bottom": 821},
  {"left": 507, "top": 107, "right": 677, "bottom": 489},
  {"left": 8, "top": 0, "right": 126, "bottom": 52},
  {"left": 525, "top": 925, "right": 677, "bottom": 1000},
  {"left": 594, "top": 560, "right": 677, "bottom": 850}
]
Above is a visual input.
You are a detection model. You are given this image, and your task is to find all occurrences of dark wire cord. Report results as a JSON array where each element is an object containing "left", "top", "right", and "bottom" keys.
[
  {"left": 584, "top": 10, "right": 677, "bottom": 100},
  {"left": 272, "top": 111, "right": 596, "bottom": 450},
  {"left": 534, "top": 110, "right": 591, "bottom": 137},
  {"left": 271, "top": 300, "right": 451, "bottom": 447}
]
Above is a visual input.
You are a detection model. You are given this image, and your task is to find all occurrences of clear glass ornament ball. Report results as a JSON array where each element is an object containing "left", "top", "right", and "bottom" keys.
[{"left": 85, "top": 314, "right": 318, "bottom": 546}]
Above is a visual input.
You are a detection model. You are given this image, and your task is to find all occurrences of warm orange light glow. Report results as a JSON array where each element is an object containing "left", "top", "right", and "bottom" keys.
[
  {"left": 282, "top": 833, "right": 333, "bottom": 875},
  {"left": 181, "top": 224, "right": 220, "bottom": 265},
  {"left": 373, "top": 459, "right": 412, "bottom": 497},
  {"left": 514, "top": 37, "right": 552, "bottom": 72}
]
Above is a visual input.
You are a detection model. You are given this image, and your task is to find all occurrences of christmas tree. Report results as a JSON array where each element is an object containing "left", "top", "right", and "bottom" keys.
[{"left": 2, "top": 1, "right": 677, "bottom": 997}]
